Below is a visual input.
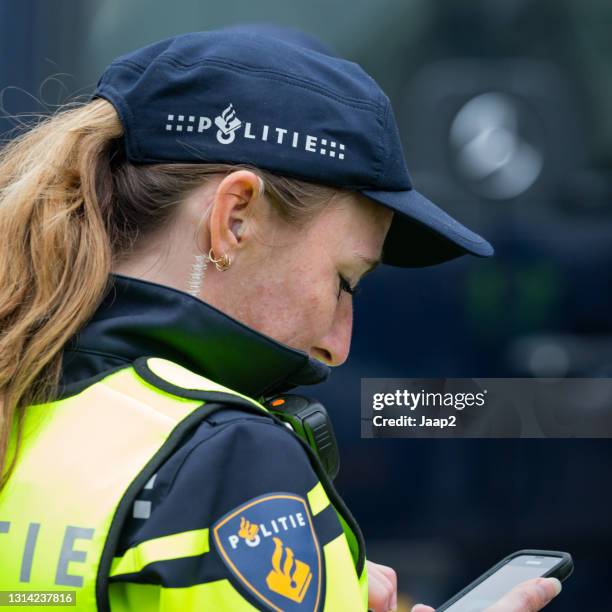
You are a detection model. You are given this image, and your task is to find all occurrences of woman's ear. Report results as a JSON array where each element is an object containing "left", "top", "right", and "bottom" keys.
[{"left": 205, "top": 170, "right": 265, "bottom": 261}]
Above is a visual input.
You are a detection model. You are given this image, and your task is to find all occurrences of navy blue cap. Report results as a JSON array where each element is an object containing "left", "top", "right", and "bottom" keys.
[
  {"left": 219, "top": 22, "right": 337, "bottom": 57},
  {"left": 92, "top": 30, "right": 493, "bottom": 267}
]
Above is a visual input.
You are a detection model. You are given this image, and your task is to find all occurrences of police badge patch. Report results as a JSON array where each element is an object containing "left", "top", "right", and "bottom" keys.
[{"left": 212, "top": 493, "right": 323, "bottom": 611}]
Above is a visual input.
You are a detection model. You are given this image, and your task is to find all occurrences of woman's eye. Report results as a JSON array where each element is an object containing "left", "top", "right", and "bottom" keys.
[{"left": 338, "top": 274, "right": 360, "bottom": 299}]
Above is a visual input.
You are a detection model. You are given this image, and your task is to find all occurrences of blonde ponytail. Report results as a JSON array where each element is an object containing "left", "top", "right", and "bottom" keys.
[{"left": 0, "top": 99, "right": 123, "bottom": 491}]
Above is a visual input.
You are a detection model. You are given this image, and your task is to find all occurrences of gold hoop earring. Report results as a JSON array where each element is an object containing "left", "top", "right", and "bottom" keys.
[{"left": 208, "top": 248, "right": 232, "bottom": 271}]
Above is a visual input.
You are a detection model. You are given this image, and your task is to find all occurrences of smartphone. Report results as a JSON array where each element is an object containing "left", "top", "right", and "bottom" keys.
[{"left": 436, "top": 549, "right": 573, "bottom": 611}]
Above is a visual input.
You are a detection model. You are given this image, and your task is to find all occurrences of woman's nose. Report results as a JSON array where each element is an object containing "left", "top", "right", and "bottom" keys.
[{"left": 310, "top": 297, "right": 353, "bottom": 366}]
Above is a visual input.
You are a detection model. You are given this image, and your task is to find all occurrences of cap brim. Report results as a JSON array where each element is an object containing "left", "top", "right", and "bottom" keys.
[{"left": 361, "top": 188, "right": 494, "bottom": 267}]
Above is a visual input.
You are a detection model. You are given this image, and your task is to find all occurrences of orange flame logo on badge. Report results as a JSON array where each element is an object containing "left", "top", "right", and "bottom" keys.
[
  {"left": 238, "top": 517, "right": 259, "bottom": 542},
  {"left": 266, "top": 536, "right": 312, "bottom": 603}
]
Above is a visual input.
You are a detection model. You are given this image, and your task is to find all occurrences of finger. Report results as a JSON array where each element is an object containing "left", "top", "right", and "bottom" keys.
[
  {"left": 368, "top": 580, "right": 392, "bottom": 612},
  {"left": 371, "top": 563, "right": 397, "bottom": 610},
  {"left": 367, "top": 567, "right": 394, "bottom": 612},
  {"left": 377, "top": 564, "right": 398, "bottom": 591},
  {"left": 374, "top": 564, "right": 398, "bottom": 610},
  {"left": 367, "top": 561, "right": 391, "bottom": 586},
  {"left": 411, "top": 605, "right": 435, "bottom": 612},
  {"left": 486, "top": 577, "right": 562, "bottom": 612}
]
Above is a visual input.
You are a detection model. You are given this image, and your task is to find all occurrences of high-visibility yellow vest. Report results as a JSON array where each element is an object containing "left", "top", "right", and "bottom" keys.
[{"left": 0, "top": 357, "right": 367, "bottom": 610}]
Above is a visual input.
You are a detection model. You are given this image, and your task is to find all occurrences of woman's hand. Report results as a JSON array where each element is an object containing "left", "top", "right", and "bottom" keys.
[
  {"left": 367, "top": 559, "right": 398, "bottom": 612},
  {"left": 411, "top": 576, "right": 562, "bottom": 612}
]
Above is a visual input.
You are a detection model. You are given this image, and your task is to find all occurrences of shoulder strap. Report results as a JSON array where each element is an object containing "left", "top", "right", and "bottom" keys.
[
  {"left": 134, "top": 357, "right": 366, "bottom": 573},
  {"left": 133, "top": 356, "right": 270, "bottom": 414}
]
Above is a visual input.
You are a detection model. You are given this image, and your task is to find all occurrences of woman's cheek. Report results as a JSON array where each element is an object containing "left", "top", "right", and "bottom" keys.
[{"left": 307, "top": 285, "right": 338, "bottom": 332}]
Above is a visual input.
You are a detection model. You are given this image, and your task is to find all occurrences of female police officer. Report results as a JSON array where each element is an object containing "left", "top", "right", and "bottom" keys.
[{"left": 0, "top": 28, "right": 562, "bottom": 612}]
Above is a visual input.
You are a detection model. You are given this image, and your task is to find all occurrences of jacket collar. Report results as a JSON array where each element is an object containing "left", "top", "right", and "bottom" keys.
[{"left": 60, "top": 274, "right": 330, "bottom": 399}]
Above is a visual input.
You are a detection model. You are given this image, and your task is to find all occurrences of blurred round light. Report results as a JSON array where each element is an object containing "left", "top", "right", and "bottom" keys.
[
  {"left": 527, "top": 342, "right": 570, "bottom": 377},
  {"left": 450, "top": 92, "right": 543, "bottom": 200}
]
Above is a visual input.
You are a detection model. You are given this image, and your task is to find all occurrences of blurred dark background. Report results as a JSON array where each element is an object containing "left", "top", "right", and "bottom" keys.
[{"left": 1, "top": 0, "right": 610, "bottom": 609}]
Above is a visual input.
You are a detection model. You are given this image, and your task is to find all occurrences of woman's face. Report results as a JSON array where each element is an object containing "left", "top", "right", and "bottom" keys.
[{"left": 203, "top": 185, "right": 393, "bottom": 366}]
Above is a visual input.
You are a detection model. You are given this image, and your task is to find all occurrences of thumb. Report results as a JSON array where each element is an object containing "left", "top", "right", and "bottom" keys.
[
  {"left": 412, "top": 605, "right": 436, "bottom": 612},
  {"left": 486, "top": 577, "right": 562, "bottom": 611}
]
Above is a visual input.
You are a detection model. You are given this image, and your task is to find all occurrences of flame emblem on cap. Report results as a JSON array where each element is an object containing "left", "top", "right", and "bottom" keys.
[{"left": 214, "top": 103, "right": 242, "bottom": 144}]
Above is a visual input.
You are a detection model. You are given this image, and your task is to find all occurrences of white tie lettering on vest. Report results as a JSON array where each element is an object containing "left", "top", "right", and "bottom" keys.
[{"left": 0, "top": 521, "right": 95, "bottom": 587}]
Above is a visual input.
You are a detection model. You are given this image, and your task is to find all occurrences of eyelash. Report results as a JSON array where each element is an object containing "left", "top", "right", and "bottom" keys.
[{"left": 338, "top": 274, "right": 360, "bottom": 299}]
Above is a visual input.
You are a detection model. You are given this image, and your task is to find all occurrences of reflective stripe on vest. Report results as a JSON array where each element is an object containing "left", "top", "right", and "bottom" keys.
[{"left": 0, "top": 357, "right": 367, "bottom": 610}]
